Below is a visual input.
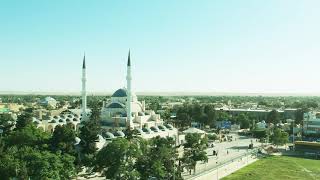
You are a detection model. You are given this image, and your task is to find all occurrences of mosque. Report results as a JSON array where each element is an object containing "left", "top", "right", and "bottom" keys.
[
  {"left": 33, "top": 52, "right": 177, "bottom": 140},
  {"left": 100, "top": 52, "right": 165, "bottom": 131}
]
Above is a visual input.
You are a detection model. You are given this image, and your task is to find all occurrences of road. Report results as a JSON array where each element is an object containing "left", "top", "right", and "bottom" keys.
[{"left": 183, "top": 133, "right": 260, "bottom": 179}]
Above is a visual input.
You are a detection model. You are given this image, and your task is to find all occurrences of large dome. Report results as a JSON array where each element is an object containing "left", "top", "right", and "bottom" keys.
[
  {"left": 111, "top": 88, "right": 127, "bottom": 97},
  {"left": 107, "top": 102, "right": 125, "bottom": 108}
]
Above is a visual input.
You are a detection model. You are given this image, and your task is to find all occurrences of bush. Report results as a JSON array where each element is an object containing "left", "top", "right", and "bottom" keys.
[{"left": 208, "top": 134, "right": 218, "bottom": 141}]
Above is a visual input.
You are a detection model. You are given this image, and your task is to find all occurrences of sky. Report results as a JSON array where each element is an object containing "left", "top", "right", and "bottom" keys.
[{"left": 1, "top": 0, "right": 320, "bottom": 94}]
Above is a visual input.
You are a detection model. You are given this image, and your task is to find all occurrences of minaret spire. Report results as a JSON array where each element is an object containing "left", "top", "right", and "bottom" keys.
[
  {"left": 83, "top": 53, "right": 86, "bottom": 69},
  {"left": 127, "top": 50, "right": 131, "bottom": 66},
  {"left": 126, "top": 50, "right": 133, "bottom": 129},
  {"left": 81, "top": 53, "right": 87, "bottom": 121}
]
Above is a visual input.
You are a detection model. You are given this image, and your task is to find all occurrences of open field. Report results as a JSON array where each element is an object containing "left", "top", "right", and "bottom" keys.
[{"left": 222, "top": 156, "right": 320, "bottom": 180}]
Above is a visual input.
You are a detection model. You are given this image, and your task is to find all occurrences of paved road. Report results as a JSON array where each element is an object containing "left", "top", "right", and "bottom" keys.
[{"left": 183, "top": 133, "right": 260, "bottom": 179}]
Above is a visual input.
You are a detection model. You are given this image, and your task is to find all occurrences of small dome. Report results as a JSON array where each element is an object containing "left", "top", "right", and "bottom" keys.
[
  {"left": 135, "top": 128, "right": 145, "bottom": 135},
  {"left": 111, "top": 88, "right": 127, "bottom": 97},
  {"left": 73, "top": 118, "right": 78, "bottom": 121},
  {"left": 74, "top": 137, "right": 81, "bottom": 145},
  {"left": 158, "top": 125, "right": 167, "bottom": 131},
  {"left": 103, "top": 132, "right": 115, "bottom": 139},
  {"left": 165, "top": 124, "right": 174, "bottom": 130},
  {"left": 107, "top": 102, "right": 125, "bottom": 109},
  {"left": 33, "top": 121, "right": 40, "bottom": 124},
  {"left": 66, "top": 119, "right": 71, "bottom": 122},
  {"left": 59, "top": 119, "right": 64, "bottom": 123},
  {"left": 50, "top": 120, "right": 57, "bottom": 123},
  {"left": 114, "top": 131, "right": 125, "bottom": 137},
  {"left": 150, "top": 126, "right": 160, "bottom": 132}
]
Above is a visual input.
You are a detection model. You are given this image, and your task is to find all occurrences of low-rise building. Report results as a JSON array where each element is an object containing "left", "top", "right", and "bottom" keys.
[{"left": 303, "top": 112, "right": 320, "bottom": 135}]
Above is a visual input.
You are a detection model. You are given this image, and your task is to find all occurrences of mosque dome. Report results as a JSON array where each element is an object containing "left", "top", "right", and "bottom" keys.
[
  {"left": 107, "top": 102, "right": 125, "bottom": 109},
  {"left": 111, "top": 88, "right": 127, "bottom": 97},
  {"left": 111, "top": 88, "right": 137, "bottom": 99}
]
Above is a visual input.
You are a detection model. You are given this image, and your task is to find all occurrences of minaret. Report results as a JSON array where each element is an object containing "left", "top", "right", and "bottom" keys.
[
  {"left": 126, "top": 50, "right": 134, "bottom": 129},
  {"left": 81, "top": 54, "right": 87, "bottom": 120}
]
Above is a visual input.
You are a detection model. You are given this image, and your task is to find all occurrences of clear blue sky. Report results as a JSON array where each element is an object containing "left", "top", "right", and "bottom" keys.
[{"left": 1, "top": 0, "right": 320, "bottom": 94}]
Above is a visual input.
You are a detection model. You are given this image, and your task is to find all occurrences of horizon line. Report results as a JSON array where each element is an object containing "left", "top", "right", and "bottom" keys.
[{"left": 1, "top": 90, "right": 320, "bottom": 97}]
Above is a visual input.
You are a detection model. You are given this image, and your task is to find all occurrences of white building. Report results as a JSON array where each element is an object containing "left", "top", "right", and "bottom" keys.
[
  {"left": 40, "top": 97, "right": 57, "bottom": 109},
  {"left": 256, "top": 121, "right": 267, "bottom": 129}
]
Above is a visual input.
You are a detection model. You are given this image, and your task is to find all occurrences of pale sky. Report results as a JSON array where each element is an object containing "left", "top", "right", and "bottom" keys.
[{"left": 1, "top": 0, "right": 320, "bottom": 94}]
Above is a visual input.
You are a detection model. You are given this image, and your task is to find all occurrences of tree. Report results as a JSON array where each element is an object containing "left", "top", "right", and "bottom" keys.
[
  {"left": 236, "top": 113, "right": 250, "bottom": 129},
  {"left": 95, "top": 138, "right": 141, "bottom": 179},
  {"left": 252, "top": 129, "right": 267, "bottom": 142},
  {"left": 135, "top": 136, "right": 181, "bottom": 180},
  {"left": 5, "top": 124, "right": 50, "bottom": 149},
  {"left": 216, "top": 111, "right": 230, "bottom": 122},
  {"left": 203, "top": 104, "right": 216, "bottom": 127},
  {"left": 79, "top": 103, "right": 101, "bottom": 155},
  {"left": 15, "top": 108, "right": 34, "bottom": 130},
  {"left": 182, "top": 133, "right": 208, "bottom": 174},
  {"left": 270, "top": 128, "right": 289, "bottom": 147},
  {"left": 176, "top": 110, "right": 191, "bottom": 128},
  {"left": 267, "top": 110, "right": 280, "bottom": 124},
  {"left": 295, "top": 108, "right": 308, "bottom": 125},
  {"left": 51, "top": 123, "right": 76, "bottom": 154},
  {"left": 0, "top": 145, "right": 76, "bottom": 180},
  {"left": 0, "top": 114, "right": 14, "bottom": 135}
]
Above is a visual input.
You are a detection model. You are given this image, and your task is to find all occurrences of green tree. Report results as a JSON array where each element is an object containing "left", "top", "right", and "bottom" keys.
[
  {"left": 15, "top": 108, "right": 34, "bottom": 130},
  {"left": 236, "top": 113, "right": 250, "bottom": 129},
  {"left": 252, "top": 129, "right": 267, "bottom": 142},
  {"left": 182, "top": 133, "right": 208, "bottom": 174},
  {"left": 136, "top": 136, "right": 181, "bottom": 180},
  {"left": 0, "top": 146, "right": 76, "bottom": 180},
  {"left": 270, "top": 128, "right": 289, "bottom": 147},
  {"left": 51, "top": 123, "right": 76, "bottom": 154},
  {"left": 95, "top": 138, "right": 141, "bottom": 180},
  {"left": 79, "top": 103, "right": 101, "bottom": 155},
  {"left": 0, "top": 114, "right": 14, "bottom": 135},
  {"left": 216, "top": 111, "right": 230, "bottom": 122},
  {"left": 5, "top": 124, "right": 50, "bottom": 149},
  {"left": 203, "top": 104, "right": 216, "bottom": 127},
  {"left": 295, "top": 108, "right": 308, "bottom": 125},
  {"left": 267, "top": 110, "right": 280, "bottom": 124}
]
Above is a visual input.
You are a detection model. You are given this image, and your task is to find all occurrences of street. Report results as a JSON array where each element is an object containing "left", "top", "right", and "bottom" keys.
[{"left": 183, "top": 133, "right": 260, "bottom": 179}]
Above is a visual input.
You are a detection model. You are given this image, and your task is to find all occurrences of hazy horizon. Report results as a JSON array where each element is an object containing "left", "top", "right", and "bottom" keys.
[{"left": 1, "top": 1, "right": 320, "bottom": 94}]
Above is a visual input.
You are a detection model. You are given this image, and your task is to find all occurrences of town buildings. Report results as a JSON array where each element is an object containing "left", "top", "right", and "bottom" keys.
[{"left": 303, "top": 112, "right": 320, "bottom": 135}]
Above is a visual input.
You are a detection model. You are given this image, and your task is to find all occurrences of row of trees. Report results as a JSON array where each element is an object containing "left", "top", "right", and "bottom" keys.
[
  {"left": 94, "top": 133, "right": 208, "bottom": 179},
  {"left": 174, "top": 103, "right": 258, "bottom": 129},
  {"left": 252, "top": 128, "right": 289, "bottom": 147},
  {"left": 0, "top": 109, "right": 77, "bottom": 179},
  {"left": 175, "top": 103, "right": 215, "bottom": 128},
  {"left": 0, "top": 103, "right": 102, "bottom": 179}
]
